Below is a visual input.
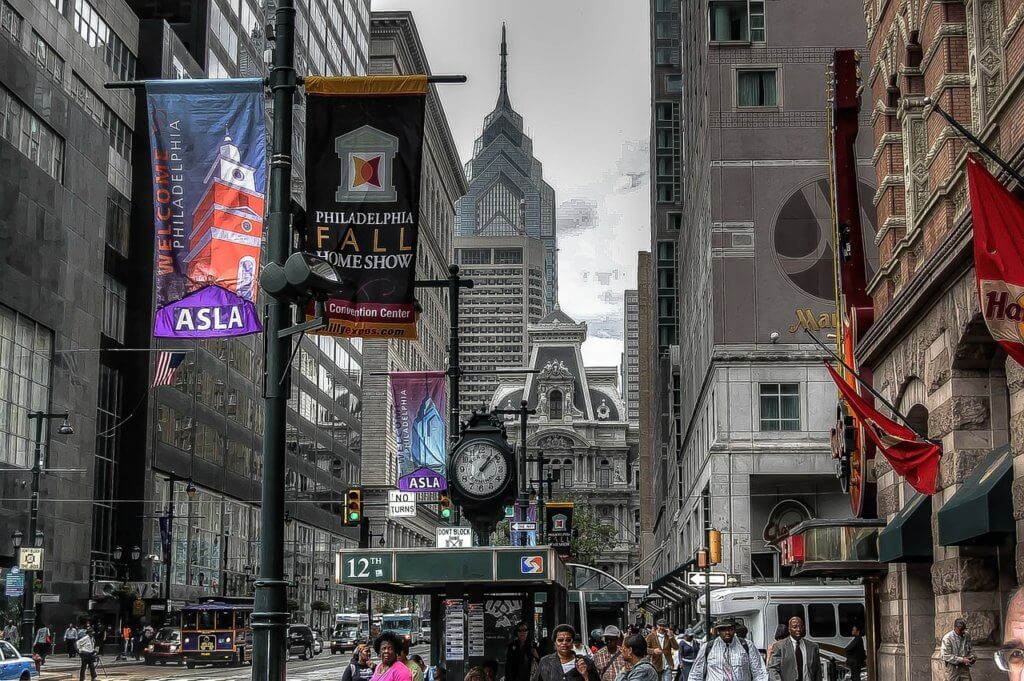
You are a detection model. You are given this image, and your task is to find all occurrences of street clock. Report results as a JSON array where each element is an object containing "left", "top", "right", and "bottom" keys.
[{"left": 448, "top": 410, "right": 517, "bottom": 532}]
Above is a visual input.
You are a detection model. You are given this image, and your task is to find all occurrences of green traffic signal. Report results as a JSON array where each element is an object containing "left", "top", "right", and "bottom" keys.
[
  {"left": 348, "top": 511, "right": 360, "bottom": 521},
  {"left": 441, "top": 508, "right": 452, "bottom": 519}
]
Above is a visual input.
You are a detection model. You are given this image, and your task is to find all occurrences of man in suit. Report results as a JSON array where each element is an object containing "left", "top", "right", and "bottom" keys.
[
  {"left": 768, "top": 617, "right": 821, "bottom": 681},
  {"left": 646, "top": 620, "right": 678, "bottom": 681}
]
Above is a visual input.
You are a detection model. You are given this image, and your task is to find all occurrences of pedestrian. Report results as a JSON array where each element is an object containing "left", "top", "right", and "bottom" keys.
[
  {"left": 939, "top": 618, "right": 975, "bottom": 681},
  {"left": 342, "top": 643, "right": 376, "bottom": 681},
  {"left": 613, "top": 633, "right": 657, "bottom": 681},
  {"left": 398, "top": 637, "right": 424, "bottom": 681},
  {"left": 32, "top": 622, "right": 52, "bottom": 666},
  {"left": 2, "top": 621, "right": 18, "bottom": 646},
  {"left": 505, "top": 620, "right": 540, "bottom": 681},
  {"left": 539, "top": 624, "right": 599, "bottom": 681},
  {"left": 94, "top": 625, "right": 106, "bottom": 656},
  {"left": 76, "top": 623, "right": 98, "bottom": 681},
  {"left": 764, "top": 625, "right": 788, "bottom": 667},
  {"left": 676, "top": 630, "right": 699, "bottom": 681},
  {"left": 370, "top": 631, "right": 413, "bottom": 681},
  {"left": 645, "top": 619, "right": 678, "bottom": 681},
  {"left": 735, "top": 626, "right": 748, "bottom": 642},
  {"left": 575, "top": 635, "right": 591, "bottom": 658},
  {"left": 64, "top": 622, "right": 79, "bottom": 658},
  {"left": 593, "top": 625, "right": 628, "bottom": 681},
  {"left": 115, "top": 623, "right": 131, "bottom": 661},
  {"left": 767, "top": 616, "right": 820, "bottom": 681},
  {"left": 466, "top": 667, "right": 487, "bottom": 681},
  {"left": 1000, "top": 588, "right": 1024, "bottom": 679},
  {"left": 844, "top": 624, "right": 865, "bottom": 681},
  {"left": 689, "top": 618, "right": 767, "bottom": 681}
]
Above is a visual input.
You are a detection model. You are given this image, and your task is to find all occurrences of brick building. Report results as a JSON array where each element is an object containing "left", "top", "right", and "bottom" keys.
[{"left": 861, "top": 0, "right": 1024, "bottom": 678}]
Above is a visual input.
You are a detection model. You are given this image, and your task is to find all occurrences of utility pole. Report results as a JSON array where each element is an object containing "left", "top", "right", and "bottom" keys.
[
  {"left": 252, "top": 1, "right": 297, "bottom": 679},
  {"left": 493, "top": 400, "right": 536, "bottom": 546}
]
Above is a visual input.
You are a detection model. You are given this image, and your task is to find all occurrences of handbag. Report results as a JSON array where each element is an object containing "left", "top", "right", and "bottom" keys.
[{"left": 529, "top": 656, "right": 540, "bottom": 681}]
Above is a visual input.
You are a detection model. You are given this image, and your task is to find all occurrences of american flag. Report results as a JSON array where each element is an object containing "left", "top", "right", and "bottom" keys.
[{"left": 152, "top": 351, "right": 187, "bottom": 387}]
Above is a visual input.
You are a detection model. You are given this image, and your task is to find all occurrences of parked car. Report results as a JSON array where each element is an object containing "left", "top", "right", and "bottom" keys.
[
  {"left": 0, "top": 639, "right": 37, "bottom": 679},
  {"left": 312, "top": 630, "right": 324, "bottom": 655},
  {"left": 287, "top": 624, "right": 315, "bottom": 660},
  {"left": 143, "top": 627, "right": 184, "bottom": 666}
]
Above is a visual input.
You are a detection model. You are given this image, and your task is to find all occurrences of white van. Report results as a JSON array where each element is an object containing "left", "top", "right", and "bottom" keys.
[{"left": 696, "top": 584, "right": 865, "bottom": 674}]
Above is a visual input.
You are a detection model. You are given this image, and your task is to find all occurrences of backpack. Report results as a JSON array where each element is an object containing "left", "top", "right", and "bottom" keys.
[{"left": 699, "top": 639, "right": 750, "bottom": 679}]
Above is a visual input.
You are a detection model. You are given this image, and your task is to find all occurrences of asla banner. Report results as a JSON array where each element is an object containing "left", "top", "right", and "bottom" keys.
[
  {"left": 146, "top": 79, "right": 267, "bottom": 338},
  {"left": 391, "top": 371, "right": 447, "bottom": 492},
  {"left": 304, "top": 76, "right": 428, "bottom": 338}
]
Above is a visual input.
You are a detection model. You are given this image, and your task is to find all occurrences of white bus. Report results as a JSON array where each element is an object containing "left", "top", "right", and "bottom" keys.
[
  {"left": 330, "top": 613, "right": 370, "bottom": 654},
  {"left": 382, "top": 612, "right": 421, "bottom": 646},
  {"left": 697, "top": 584, "right": 866, "bottom": 678}
]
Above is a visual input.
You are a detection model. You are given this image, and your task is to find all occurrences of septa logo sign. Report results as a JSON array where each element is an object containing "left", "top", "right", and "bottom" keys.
[
  {"left": 521, "top": 556, "right": 544, "bottom": 574},
  {"left": 335, "top": 125, "right": 398, "bottom": 203}
]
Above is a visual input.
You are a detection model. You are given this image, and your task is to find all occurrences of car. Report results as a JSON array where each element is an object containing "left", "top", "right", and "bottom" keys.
[
  {"left": 331, "top": 625, "right": 362, "bottom": 654},
  {"left": 312, "top": 630, "right": 324, "bottom": 655},
  {"left": 143, "top": 627, "right": 184, "bottom": 666},
  {"left": 287, "top": 624, "right": 315, "bottom": 660},
  {"left": 0, "top": 639, "right": 37, "bottom": 680}
]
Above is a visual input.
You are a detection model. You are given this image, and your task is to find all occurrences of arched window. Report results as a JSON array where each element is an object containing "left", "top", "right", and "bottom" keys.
[
  {"left": 549, "top": 390, "right": 563, "bottom": 420},
  {"left": 598, "top": 459, "right": 611, "bottom": 487}
]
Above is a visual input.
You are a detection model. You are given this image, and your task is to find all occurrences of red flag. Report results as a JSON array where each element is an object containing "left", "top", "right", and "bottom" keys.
[
  {"left": 825, "top": 363, "right": 940, "bottom": 495},
  {"left": 967, "top": 155, "right": 1024, "bottom": 367}
]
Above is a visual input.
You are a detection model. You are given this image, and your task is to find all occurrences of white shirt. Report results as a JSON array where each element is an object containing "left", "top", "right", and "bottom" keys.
[
  {"left": 688, "top": 637, "right": 767, "bottom": 681},
  {"left": 790, "top": 638, "right": 812, "bottom": 680},
  {"left": 64, "top": 627, "right": 77, "bottom": 640}
]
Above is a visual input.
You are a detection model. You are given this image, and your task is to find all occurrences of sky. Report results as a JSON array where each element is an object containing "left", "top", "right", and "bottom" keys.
[{"left": 371, "top": 0, "right": 651, "bottom": 370}]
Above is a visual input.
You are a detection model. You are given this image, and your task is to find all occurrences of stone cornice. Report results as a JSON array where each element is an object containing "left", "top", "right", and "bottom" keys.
[
  {"left": 872, "top": 131, "right": 904, "bottom": 164},
  {"left": 872, "top": 174, "right": 906, "bottom": 206},
  {"left": 874, "top": 214, "right": 907, "bottom": 246},
  {"left": 920, "top": 23, "right": 968, "bottom": 75}
]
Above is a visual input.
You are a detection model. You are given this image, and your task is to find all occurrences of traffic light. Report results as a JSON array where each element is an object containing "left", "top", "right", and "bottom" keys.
[
  {"left": 708, "top": 528, "right": 722, "bottom": 565},
  {"left": 345, "top": 488, "right": 362, "bottom": 525},
  {"left": 439, "top": 492, "right": 452, "bottom": 521}
]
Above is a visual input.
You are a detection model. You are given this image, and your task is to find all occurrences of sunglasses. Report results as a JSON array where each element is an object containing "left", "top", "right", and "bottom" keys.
[{"left": 996, "top": 647, "right": 1024, "bottom": 671}]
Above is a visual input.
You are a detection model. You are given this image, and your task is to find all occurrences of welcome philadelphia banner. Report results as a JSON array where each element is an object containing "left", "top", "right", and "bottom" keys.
[{"left": 146, "top": 79, "right": 266, "bottom": 338}]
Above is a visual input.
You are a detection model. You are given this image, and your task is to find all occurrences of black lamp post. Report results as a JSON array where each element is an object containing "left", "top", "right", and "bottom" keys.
[{"left": 18, "top": 411, "right": 72, "bottom": 654}]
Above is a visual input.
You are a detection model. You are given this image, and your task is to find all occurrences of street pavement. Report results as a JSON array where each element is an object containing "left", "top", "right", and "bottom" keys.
[{"left": 38, "top": 644, "right": 431, "bottom": 681}]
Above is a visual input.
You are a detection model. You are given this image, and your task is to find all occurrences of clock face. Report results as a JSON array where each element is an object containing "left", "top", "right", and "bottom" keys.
[{"left": 453, "top": 440, "right": 509, "bottom": 499}]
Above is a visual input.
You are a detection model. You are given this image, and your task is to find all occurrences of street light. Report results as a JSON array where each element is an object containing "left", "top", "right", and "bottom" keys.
[
  {"left": 57, "top": 419, "right": 74, "bottom": 436},
  {"left": 10, "top": 531, "right": 22, "bottom": 549}
]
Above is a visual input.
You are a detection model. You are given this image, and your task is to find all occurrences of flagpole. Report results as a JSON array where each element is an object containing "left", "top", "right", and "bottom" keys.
[
  {"left": 925, "top": 97, "right": 1024, "bottom": 188},
  {"left": 803, "top": 329, "right": 930, "bottom": 439}
]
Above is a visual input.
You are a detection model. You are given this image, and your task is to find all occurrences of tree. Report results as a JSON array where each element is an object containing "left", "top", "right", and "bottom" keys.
[{"left": 491, "top": 497, "right": 617, "bottom": 566}]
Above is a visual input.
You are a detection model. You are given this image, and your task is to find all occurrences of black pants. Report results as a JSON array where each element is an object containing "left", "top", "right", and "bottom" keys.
[
  {"left": 848, "top": 664, "right": 863, "bottom": 681},
  {"left": 79, "top": 652, "right": 97, "bottom": 681},
  {"left": 66, "top": 640, "right": 77, "bottom": 657}
]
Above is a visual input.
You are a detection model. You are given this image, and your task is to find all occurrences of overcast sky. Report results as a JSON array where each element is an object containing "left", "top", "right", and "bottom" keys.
[{"left": 371, "top": 0, "right": 651, "bottom": 370}]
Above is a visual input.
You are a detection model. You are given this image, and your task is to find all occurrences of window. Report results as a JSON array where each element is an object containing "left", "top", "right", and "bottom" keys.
[
  {"left": 737, "top": 69, "right": 777, "bottom": 107},
  {"left": 808, "top": 604, "right": 837, "bottom": 638},
  {"left": 749, "top": 1, "right": 765, "bottom": 41},
  {"left": 102, "top": 275, "right": 127, "bottom": 342},
  {"left": 31, "top": 32, "right": 64, "bottom": 83},
  {"left": 597, "top": 462, "right": 611, "bottom": 487},
  {"left": 494, "top": 248, "right": 523, "bottom": 265},
  {"left": 559, "top": 461, "right": 572, "bottom": 489},
  {"left": 49, "top": 0, "right": 65, "bottom": 12},
  {"left": 460, "top": 249, "right": 491, "bottom": 265},
  {"left": 0, "top": 305, "right": 53, "bottom": 468},
  {"left": 73, "top": 0, "right": 136, "bottom": 79},
  {"left": 760, "top": 383, "right": 800, "bottom": 431},
  {"left": 106, "top": 193, "right": 130, "bottom": 255},
  {"left": 210, "top": 0, "right": 238, "bottom": 63},
  {"left": 549, "top": 390, "right": 563, "bottom": 420},
  {"left": 1, "top": 0, "right": 21, "bottom": 43},
  {"left": 838, "top": 603, "right": 866, "bottom": 636},
  {"left": 0, "top": 84, "right": 65, "bottom": 181},
  {"left": 655, "top": 0, "right": 676, "bottom": 11},
  {"left": 776, "top": 604, "right": 805, "bottom": 628},
  {"left": 709, "top": 0, "right": 751, "bottom": 42},
  {"left": 666, "top": 74, "right": 682, "bottom": 93},
  {"left": 655, "top": 47, "right": 676, "bottom": 66}
]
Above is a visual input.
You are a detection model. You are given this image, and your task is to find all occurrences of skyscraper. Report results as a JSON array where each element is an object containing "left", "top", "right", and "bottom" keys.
[
  {"left": 455, "top": 235, "right": 546, "bottom": 416},
  {"left": 455, "top": 25, "right": 558, "bottom": 312},
  {"left": 622, "top": 290, "right": 640, "bottom": 423}
]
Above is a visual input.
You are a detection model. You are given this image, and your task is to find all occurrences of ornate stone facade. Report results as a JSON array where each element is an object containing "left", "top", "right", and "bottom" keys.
[{"left": 861, "top": 0, "right": 1024, "bottom": 675}]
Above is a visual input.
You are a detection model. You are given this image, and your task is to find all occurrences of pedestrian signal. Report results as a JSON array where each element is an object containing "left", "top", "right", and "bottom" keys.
[
  {"left": 708, "top": 529, "right": 722, "bottom": 565},
  {"left": 439, "top": 493, "right": 452, "bottom": 520},
  {"left": 345, "top": 489, "right": 362, "bottom": 525}
]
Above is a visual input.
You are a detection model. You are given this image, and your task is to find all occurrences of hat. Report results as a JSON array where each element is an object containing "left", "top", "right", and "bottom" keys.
[
  {"left": 656, "top": 619, "right": 668, "bottom": 626},
  {"left": 602, "top": 625, "right": 622, "bottom": 639},
  {"left": 713, "top": 618, "right": 738, "bottom": 629}
]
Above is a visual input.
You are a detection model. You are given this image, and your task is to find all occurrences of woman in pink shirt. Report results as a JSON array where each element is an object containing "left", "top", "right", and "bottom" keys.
[{"left": 371, "top": 632, "right": 413, "bottom": 681}]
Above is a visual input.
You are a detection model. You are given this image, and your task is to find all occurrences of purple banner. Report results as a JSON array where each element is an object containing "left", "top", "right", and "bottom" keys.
[
  {"left": 390, "top": 371, "right": 447, "bottom": 492},
  {"left": 146, "top": 79, "right": 266, "bottom": 338}
]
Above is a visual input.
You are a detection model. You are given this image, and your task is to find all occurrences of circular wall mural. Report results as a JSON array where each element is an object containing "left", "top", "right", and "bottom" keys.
[{"left": 771, "top": 177, "right": 878, "bottom": 301}]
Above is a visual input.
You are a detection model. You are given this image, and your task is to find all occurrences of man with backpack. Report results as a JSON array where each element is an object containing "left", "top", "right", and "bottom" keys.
[
  {"left": 593, "top": 626, "right": 628, "bottom": 681},
  {"left": 688, "top": 619, "right": 767, "bottom": 681}
]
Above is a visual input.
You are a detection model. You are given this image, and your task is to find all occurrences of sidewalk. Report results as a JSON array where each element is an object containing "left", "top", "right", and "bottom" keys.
[{"left": 37, "top": 655, "right": 144, "bottom": 680}]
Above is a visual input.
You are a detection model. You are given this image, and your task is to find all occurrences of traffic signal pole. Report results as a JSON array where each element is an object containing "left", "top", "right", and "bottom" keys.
[{"left": 253, "top": 2, "right": 296, "bottom": 679}]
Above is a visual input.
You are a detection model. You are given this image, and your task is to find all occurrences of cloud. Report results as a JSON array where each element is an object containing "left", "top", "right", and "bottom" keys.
[{"left": 556, "top": 197, "right": 600, "bottom": 236}]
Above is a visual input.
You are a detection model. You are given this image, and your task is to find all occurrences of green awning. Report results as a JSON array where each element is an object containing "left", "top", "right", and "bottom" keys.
[
  {"left": 878, "top": 492, "right": 932, "bottom": 562},
  {"left": 937, "top": 445, "right": 1014, "bottom": 546}
]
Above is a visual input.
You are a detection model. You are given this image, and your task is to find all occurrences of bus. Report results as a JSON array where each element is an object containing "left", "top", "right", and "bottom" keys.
[
  {"left": 331, "top": 612, "right": 370, "bottom": 654},
  {"left": 180, "top": 596, "right": 254, "bottom": 668},
  {"left": 382, "top": 612, "right": 420, "bottom": 646}
]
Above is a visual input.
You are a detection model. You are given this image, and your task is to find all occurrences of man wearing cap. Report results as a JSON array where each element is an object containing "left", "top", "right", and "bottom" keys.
[
  {"left": 689, "top": 619, "right": 767, "bottom": 681},
  {"left": 677, "top": 630, "right": 700, "bottom": 681},
  {"left": 593, "top": 626, "right": 628, "bottom": 681},
  {"left": 646, "top": 620, "right": 678, "bottom": 681}
]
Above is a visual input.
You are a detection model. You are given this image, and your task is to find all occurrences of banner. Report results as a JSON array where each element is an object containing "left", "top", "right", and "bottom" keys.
[
  {"left": 545, "top": 501, "right": 575, "bottom": 559},
  {"left": 304, "top": 76, "right": 428, "bottom": 338},
  {"left": 390, "top": 370, "right": 447, "bottom": 492},
  {"left": 825, "top": 363, "right": 940, "bottom": 495},
  {"left": 512, "top": 501, "right": 538, "bottom": 547},
  {"left": 146, "top": 79, "right": 266, "bottom": 338},
  {"left": 158, "top": 515, "right": 172, "bottom": 561},
  {"left": 966, "top": 155, "right": 1024, "bottom": 367}
]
